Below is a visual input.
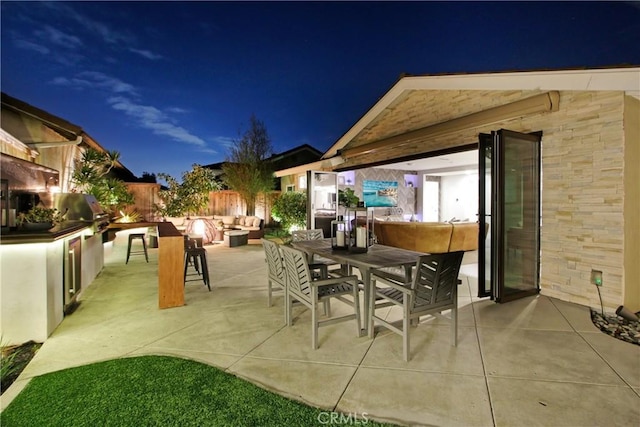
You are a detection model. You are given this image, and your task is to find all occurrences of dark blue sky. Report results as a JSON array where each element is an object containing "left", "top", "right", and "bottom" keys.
[{"left": 2, "top": 1, "right": 639, "bottom": 181}]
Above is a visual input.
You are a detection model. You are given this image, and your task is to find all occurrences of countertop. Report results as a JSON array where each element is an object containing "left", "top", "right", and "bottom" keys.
[{"left": 0, "top": 221, "right": 95, "bottom": 244}]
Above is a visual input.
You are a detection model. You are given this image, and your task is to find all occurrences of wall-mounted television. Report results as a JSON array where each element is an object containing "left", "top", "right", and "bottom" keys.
[{"left": 363, "top": 180, "right": 398, "bottom": 207}]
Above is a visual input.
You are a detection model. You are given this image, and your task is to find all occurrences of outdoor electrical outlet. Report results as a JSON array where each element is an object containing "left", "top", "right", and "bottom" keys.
[{"left": 591, "top": 269, "right": 603, "bottom": 287}]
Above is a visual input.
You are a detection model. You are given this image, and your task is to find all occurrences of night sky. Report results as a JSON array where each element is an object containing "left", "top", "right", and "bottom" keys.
[{"left": 2, "top": 1, "right": 639, "bottom": 181}]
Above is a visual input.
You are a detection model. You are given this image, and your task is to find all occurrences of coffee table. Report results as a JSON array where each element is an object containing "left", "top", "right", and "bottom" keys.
[{"left": 223, "top": 230, "right": 249, "bottom": 247}]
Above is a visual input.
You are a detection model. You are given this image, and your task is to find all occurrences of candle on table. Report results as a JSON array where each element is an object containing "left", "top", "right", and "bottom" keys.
[{"left": 356, "top": 227, "right": 367, "bottom": 248}]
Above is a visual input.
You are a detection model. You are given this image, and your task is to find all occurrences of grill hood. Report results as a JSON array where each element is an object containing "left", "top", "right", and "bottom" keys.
[{"left": 54, "top": 193, "right": 106, "bottom": 221}]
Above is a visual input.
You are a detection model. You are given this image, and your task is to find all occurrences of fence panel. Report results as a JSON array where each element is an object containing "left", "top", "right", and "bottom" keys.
[
  {"left": 125, "top": 183, "right": 161, "bottom": 221},
  {"left": 126, "top": 185, "right": 281, "bottom": 225}
]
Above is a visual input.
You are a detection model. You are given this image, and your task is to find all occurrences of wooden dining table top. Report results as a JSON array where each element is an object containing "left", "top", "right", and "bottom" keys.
[{"left": 292, "top": 238, "right": 425, "bottom": 270}]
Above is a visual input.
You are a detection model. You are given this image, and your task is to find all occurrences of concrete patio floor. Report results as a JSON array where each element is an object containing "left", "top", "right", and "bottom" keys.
[{"left": 2, "top": 229, "right": 639, "bottom": 426}]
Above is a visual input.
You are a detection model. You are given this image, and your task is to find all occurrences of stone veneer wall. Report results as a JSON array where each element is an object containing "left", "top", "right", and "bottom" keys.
[
  {"left": 623, "top": 95, "right": 639, "bottom": 312},
  {"left": 534, "top": 91, "right": 625, "bottom": 311},
  {"left": 338, "top": 89, "right": 629, "bottom": 310}
]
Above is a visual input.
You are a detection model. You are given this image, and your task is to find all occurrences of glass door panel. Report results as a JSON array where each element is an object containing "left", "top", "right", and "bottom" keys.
[
  {"left": 478, "top": 130, "right": 541, "bottom": 301},
  {"left": 306, "top": 171, "right": 338, "bottom": 237},
  {"left": 497, "top": 130, "right": 541, "bottom": 302},
  {"left": 478, "top": 134, "right": 492, "bottom": 298}
]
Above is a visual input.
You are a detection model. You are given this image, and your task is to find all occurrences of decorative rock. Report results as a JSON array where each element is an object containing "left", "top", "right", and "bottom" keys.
[{"left": 590, "top": 309, "right": 640, "bottom": 346}]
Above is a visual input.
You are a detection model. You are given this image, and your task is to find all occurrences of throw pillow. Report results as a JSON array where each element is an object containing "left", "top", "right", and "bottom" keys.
[{"left": 221, "top": 216, "right": 235, "bottom": 226}]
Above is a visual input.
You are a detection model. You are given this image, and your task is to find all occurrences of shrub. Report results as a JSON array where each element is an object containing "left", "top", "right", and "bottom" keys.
[
  {"left": 155, "top": 165, "right": 220, "bottom": 217},
  {"left": 271, "top": 192, "right": 306, "bottom": 233}
]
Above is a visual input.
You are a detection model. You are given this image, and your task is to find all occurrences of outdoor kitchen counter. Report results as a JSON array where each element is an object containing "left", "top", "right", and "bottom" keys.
[
  {"left": 0, "top": 221, "right": 105, "bottom": 344},
  {"left": 0, "top": 221, "right": 95, "bottom": 245}
]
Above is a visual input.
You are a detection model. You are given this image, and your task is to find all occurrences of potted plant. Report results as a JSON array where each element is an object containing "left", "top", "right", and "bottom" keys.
[
  {"left": 18, "top": 207, "right": 65, "bottom": 231},
  {"left": 338, "top": 188, "right": 360, "bottom": 208}
]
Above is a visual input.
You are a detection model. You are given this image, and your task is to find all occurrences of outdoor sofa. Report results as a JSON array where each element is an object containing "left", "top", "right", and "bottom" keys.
[
  {"left": 164, "top": 215, "right": 265, "bottom": 239},
  {"left": 375, "top": 221, "right": 480, "bottom": 253}
]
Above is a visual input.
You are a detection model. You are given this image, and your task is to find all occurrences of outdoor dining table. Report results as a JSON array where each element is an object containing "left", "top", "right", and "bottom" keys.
[{"left": 291, "top": 238, "right": 425, "bottom": 336}]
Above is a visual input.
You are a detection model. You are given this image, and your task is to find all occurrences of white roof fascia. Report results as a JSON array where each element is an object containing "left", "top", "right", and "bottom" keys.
[
  {"left": 397, "top": 68, "right": 640, "bottom": 94},
  {"left": 274, "top": 159, "right": 325, "bottom": 178},
  {"left": 323, "top": 67, "right": 640, "bottom": 159}
]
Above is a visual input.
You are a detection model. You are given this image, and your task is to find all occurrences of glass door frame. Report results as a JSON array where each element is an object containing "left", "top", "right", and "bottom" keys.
[
  {"left": 478, "top": 129, "right": 542, "bottom": 302},
  {"left": 306, "top": 170, "right": 338, "bottom": 233},
  {"left": 478, "top": 133, "right": 493, "bottom": 298}
]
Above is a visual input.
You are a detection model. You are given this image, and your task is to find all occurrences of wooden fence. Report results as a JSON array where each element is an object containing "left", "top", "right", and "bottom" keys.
[
  {"left": 125, "top": 183, "right": 280, "bottom": 226},
  {"left": 208, "top": 190, "right": 279, "bottom": 227},
  {"left": 125, "top": 182, "right": 161, "bottom": 221}
]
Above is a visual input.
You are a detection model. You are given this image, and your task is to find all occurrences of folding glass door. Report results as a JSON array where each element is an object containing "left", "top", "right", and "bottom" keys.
[
  {"left": 306, "top": 171, "right": 338, "bottom": 237},
  {"left": 478, "top": 129, "right": 541, "bottom": 302}
]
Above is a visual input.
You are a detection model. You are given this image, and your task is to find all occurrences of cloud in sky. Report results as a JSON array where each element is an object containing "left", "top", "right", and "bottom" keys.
[
  {"left": 212, "top": 136, "right": 236, "bottom": 149},
  {"left": 12, "top": 3, "right": 210, "bottom": 153},
  {"left": 52, "top": 71, "right": 138, "bottom": 96},
  {"left": 166, "top": 107, "right": 188, "bottom": 114},
  {"left": 13, "top": 38, "right": 50, "bottom": 55},
  {"left": 35, "top": 25, "right": 83, "bottom": 49},
  {"left": 107, "top": 96, "right": 207, "bottom": 147},
  {"left": 44, "top": 1, "right": 134, "bottom": 46},
  {"left": 35, "top": 2, "right": 150, "bottom": 54},
  {"left": 51, "top": 71, "right": 208, "bottom": 148},
  {"left": 128, "top": 48, "right": 163, "bottom": 60},
  {"left": 197, "top": 147, "right": 220, "bottom": 156}
]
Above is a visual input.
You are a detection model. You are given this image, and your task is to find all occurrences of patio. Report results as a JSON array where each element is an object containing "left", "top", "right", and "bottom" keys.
[{"left": 2, "top": 229, "right": 639, "bottom": 426}]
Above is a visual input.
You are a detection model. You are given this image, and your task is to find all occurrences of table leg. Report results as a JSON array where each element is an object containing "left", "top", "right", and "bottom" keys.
[{"left": 362, "top": 269, "right": 371, "bottom": 337}]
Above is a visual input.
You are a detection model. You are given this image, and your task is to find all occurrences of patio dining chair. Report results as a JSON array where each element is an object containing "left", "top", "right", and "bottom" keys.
[
  {"left": 280, "top": 245, "right": 361, "bottom": 349},
  {"left": 291, "top": 229, "right": 336, "bottom": 272},
  {"left": 292, "top": 229, "right": 344, "bottom": 274},
  {"left": 261, "top": 238, "right": 288, "bottom": 324},
  {"left": 291, "top": 229, "right": 344, "bottom": 315},
  {"left": 369, "top": 251, "right": 464, "bottom": 361},
  {"left": 291, "top": 229, "right": 325, "bottom": 242}
]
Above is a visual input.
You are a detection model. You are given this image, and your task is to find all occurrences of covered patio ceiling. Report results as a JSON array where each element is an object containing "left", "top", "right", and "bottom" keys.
[
  {"left": 275, "top": 67, "right": 639, "bottom": 177},
  {"left": 322, "top": 67, "right": 639, "bottom": 170}
]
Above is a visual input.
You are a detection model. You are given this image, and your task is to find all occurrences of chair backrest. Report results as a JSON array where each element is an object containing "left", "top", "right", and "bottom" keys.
[
  {"left": 291, "top": 229, "right": 324, "bottom": 242},
  {"left": 184, "top": 235, "right": 196, "bottom": 250},
  {"left": 412, "top": 251, "right": 464, "bottom": 312},
  {"left": 261, "top": 239, "right": 285, "bottom": 284},
  {"left": 279, "top": 245, "right": 313, "bottom": 302}
]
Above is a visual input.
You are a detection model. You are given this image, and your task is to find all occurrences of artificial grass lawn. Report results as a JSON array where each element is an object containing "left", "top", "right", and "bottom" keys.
[{"left": 2, "top": 355, "right": 393, "bottom": 427}]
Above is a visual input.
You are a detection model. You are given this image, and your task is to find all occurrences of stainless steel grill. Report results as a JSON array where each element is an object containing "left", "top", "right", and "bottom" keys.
[{"left": 54, "top": 193, "right": 109, "bottom": 233}]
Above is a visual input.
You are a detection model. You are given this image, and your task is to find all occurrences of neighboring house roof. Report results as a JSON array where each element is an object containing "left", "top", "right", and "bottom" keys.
[
  {"left": 268, "top": 144, "right": 323, "bottom": 171},
  {"left": 204, "top": 143, "right": 323, "bottom": 174},
  {"left": 1, "top": 92, "right": 137, "bottom": 180}
]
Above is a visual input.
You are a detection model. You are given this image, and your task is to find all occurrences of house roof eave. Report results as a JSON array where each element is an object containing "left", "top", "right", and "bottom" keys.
[{"left": 322, "top": 66, "right": 640, "bottom": 160}]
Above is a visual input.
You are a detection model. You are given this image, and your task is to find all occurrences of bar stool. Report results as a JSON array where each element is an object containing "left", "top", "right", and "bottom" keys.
[
  {"left": 126, "top": 233, "right": 149, "bottom": 264},
  {"left": 184, "top": 235, "right": 200, "bottom": 273},
  {"left": 184, "top": 245, "right": 211, "bottom": 291}
]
